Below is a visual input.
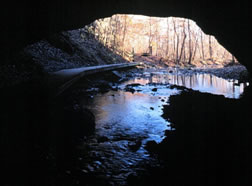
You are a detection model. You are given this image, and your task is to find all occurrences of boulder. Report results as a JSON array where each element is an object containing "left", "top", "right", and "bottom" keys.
[{"left": 152, "top": 88, "right": 158, "bottom": 92}]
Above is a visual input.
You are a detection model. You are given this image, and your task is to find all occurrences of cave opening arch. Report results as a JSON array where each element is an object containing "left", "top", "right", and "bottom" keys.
[{"left": 2, "top": 1, "right": 250, "bottom": 73}]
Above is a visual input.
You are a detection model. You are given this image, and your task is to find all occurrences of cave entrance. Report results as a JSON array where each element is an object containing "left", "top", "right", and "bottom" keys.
[
  {"left": 87, "top": 14, "right": 239, "bottom": 68},
  {"left": 24, "top": 14, "right": 249, "bottom": 97},
  {"left": 72, "top": 14, "right": 248, "bottom": 98}
]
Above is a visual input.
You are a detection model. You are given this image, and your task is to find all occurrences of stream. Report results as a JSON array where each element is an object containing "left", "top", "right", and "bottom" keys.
[{"left": 78, "top": 69, "right": 249, "bottom": 185}]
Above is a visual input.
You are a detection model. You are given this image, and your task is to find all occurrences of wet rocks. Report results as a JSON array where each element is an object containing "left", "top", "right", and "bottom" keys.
[
  {"left": 111, "top": 70, "right": 122, "bottom": 78},
  {"left": 147, "top": 82, "right": 163, "bottom": 86},
  {"left": 75, "top": 71, "right": 126, "bottom": 95},
  {"left": 151, "top": 88, "right": 158, "bottom": 92},
  {"left": 128, "top": 83, "right": 142, "bottom": 87},
  {"left": 97, "top": 82, "right": 112, "bottom": 93},
  {"left": 97, "top": 136, "right": 110, "bottom": 143},
  {"left": 169, "top": 84, "right": 188, "bottom": 91},
  {"left": 128, "top": 140, "right": 142, "bottom": 152},
  {"left": 124, "top": 83, "right": 142, "bottom": 93},
  {"left": 124, "top": 87, "right": 136, "bottom": 93}
]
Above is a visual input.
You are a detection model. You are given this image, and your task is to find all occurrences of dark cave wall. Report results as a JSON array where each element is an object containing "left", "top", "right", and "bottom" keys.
[{"left": 1, "top": 0, "right": 250, "bottom": 71}]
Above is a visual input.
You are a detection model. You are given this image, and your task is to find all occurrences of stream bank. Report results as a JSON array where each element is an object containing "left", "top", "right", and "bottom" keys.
[
  {"left": 178, "top": 64, "right": 249, "bottom": 83},
  {"left": 147, "top": 88, "right": 250, "bottom": 186}
]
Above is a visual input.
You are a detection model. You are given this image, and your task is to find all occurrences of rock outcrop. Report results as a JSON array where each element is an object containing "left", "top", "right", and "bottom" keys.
[{"left": 24, "top": 29, "right": 128, "bottom": 73}]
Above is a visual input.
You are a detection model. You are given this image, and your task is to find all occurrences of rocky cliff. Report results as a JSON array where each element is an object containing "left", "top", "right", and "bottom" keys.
[{"left": 23, "top": 28, "right": 128, "bottom": 73}]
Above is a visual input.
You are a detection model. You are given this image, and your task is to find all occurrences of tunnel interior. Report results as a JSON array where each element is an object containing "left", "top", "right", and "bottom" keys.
[{"left": 1, "top": 1, "right": 251, "bottom": 186}]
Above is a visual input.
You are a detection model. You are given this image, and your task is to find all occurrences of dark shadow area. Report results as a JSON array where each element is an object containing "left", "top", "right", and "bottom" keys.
[
  {"left": 0, "top": 66, "right": 138, "bottom": 186},
  {"left": 0, "top": 75, "right": 95, "bottom": 186},
  {"left": 0, "top": 1, "right": 251, "bottom": 185},
  {"left": 141, "top": 87, "right": 251, "bottom": 186}
]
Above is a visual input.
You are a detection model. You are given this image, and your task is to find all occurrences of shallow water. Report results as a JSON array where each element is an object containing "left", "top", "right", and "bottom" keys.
[
  {"left": 133, "top": 71, "right": 249, "bottom": 98},
  {"left": 80, "top": 81, "right": 178, "bottom": 185},
  {"left": 79, "top": 70, "right": 248, "bottom": 185}
]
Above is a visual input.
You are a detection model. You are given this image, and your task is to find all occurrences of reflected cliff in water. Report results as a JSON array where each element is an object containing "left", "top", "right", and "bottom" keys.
[{"left": 130, "top": 71, "right": 249, "bottom": 98}]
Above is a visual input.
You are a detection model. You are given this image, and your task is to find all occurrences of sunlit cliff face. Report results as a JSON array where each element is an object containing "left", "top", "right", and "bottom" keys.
[{"left": 87, "top": 14, "right": 237, "bottom": 66}]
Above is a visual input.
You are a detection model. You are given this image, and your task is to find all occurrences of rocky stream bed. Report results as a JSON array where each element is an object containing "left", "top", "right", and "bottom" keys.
[
  {"left": 44, "top": 66, "right": 250, "bottom": 186},
  {"left": 1, "top": 65, "right": 250, "bottom": 186}
]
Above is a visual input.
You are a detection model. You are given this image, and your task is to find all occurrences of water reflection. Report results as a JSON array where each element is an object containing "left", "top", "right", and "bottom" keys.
[
  {"left": 79, "top": 71, "right": 248, "bottom": 185},
  {"left": 81, "top": 85, "right": 178, "bottom": 185},
  {"left": 130, "top": 72, "right": 248, "bottom": 99},
  {"left": 87, "top": 90, "right": 176, "bottom": 144}
]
